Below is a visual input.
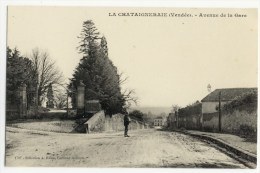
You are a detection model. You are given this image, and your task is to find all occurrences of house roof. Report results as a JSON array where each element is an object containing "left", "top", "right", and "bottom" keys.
[{"left": 201, "top": 88, "right": 257, "bottom": 102}]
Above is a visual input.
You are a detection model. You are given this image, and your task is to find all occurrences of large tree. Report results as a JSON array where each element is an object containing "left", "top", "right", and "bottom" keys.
[
  {"left": 30, "top": 48, "right": 64, "bottom": 106},
  {"left": 69, "top": 20, "right": 133, "bottom": 115},
  {"left": 6, "top": 47, "right": 37, "bottom": 105}
]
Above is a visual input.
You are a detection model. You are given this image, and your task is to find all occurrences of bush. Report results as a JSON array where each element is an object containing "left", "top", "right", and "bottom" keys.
[
  {"left": 223, "top": 90, "right": 257, "bottom": 112},
  {"left": 129, "top": 110, "right": 144, "bottom": 122},
  {"left": 239, "top": 124, "right": 256, "bottom": 138},
  {"left": 178, "top": 102, "right": 202, "bottom": 116}
]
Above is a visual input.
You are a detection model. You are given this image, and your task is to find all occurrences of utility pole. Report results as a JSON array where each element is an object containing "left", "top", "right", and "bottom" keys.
[
  {"left": 67, "top": 90, "right": 69, "bottom": 117},
  {"left": 218, "top": 91, "right": 222, "bottom": 132},
  {"left": 176, "top": 111, "right": 178, "bottom": 129}
]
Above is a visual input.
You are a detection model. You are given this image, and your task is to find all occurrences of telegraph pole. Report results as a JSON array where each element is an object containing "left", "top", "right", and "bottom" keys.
[
  {"left": 176, "top": 111, "right": 179, "bottom": 129},
  {"left": 218, "top": 91, "right": 222, "bottom": 132},
  {"left": 67, "top": 90, "right": 69, "bottom": 117}
]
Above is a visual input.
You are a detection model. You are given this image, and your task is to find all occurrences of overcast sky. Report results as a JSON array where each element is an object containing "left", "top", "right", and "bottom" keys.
[{"left": 7, "top": 7, "right": 257, "bottom": 107}]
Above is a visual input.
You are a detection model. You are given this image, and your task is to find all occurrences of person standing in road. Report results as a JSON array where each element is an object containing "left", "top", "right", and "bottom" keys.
[{"left": 124, "top": 113, "right": 131, "bottom": 137}]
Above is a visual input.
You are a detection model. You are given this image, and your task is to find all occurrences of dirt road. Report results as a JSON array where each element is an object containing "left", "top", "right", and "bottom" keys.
[{"left": 5, "top": 127, "right": 247, "bottom": 168}]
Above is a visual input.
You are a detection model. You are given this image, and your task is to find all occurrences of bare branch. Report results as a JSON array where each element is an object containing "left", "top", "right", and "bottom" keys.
[
  {"left": 30, "top": 48, "right": 64, "bottom": 106},
  {"left": 119, "top": 72, "right": 129, "bottom": 85}
]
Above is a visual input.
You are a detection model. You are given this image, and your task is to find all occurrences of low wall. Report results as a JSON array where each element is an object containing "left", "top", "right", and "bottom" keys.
[
  {"left": 104, "top": 114, "right": 124, "bottom": 131},
  {"left": 86, "top": 111, "right": 106, "bottom": 132},
  {"left": 7, "top": 120, "right": 76, "bottom": 133},
  {"left": 6, "top": 104, "right": 19, "bottom": 120},
  {"left": 85, "top": 112, "right": 148, "bottom": 133},
  {"left": 6, "top": 104, "right": 41, "bottom": 120}
]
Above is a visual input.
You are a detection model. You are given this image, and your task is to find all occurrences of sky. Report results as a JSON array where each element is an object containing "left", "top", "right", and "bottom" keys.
[{"left": 7, "top": 7, "right": 258, "bottom": 107}]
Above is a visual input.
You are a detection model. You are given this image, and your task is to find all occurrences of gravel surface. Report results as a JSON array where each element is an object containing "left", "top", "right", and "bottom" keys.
[{"left": 5, "top": 127, "right": 247, "bottom": 168}]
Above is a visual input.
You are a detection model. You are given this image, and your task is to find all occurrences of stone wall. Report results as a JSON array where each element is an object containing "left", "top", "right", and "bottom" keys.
[
  {"left": 6, "top": 84, "right": 39, "bottom": 120},
  {"left": 104, "top": 114, "right": 124, "bottom": 131},
  {"left": 85, "top": 111, "right": 148, "bottom": 133},
  {"left": 178, "top": 114, "right": 201, "bottom": 130},
  {"left": 202, "top": 105, "right": 257, "bottom": 135},
  {"left": 104, "top": 113, "right": 147, "bottom": 132},
  {"left": 85, "top": 111, "right": 106, "bottom": 132},
  {"left": 202, "top": 112, "right": 219, "bottom": 132},
  {"left": 6, "top": 104, "right": 19, "bottom": 120}
]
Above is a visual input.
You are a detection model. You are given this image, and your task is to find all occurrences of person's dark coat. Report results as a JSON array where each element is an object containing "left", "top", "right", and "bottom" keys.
[{"left": 124, "top": 115, "right": 130, "bottom": 126}]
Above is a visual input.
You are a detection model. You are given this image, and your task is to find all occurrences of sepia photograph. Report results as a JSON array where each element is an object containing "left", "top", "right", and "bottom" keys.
[{"left": 2, "top": 5, "right": 258, "bottom": 170}]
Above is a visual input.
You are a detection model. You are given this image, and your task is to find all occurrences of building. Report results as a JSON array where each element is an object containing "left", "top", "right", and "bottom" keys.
[
  {"left": 154, "top": 117, "right": 166, "bottom": 126},
  {"left": 154, "top": 118, "right": 163, "bottom": 126},
  {"left": 201, "top": 88, "right": 257, "bottom": 114},
  {"left": 201, "top": 88, "right": 257, "bottom": 131}
]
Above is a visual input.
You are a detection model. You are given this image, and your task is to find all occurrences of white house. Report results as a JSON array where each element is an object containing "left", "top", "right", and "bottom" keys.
[{"left": 154, "top": 117, "right": 167, "bottom": 127}]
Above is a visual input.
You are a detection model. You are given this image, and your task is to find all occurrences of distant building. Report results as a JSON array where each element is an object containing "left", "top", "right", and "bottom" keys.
[
  {"left": 154, "top": 117, "right": 166, "bottom": 126},
  {"left": 154, "top": 118, "right": 163, "bottom": 126}
]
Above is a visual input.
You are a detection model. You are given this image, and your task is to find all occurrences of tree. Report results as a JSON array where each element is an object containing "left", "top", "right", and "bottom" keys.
[
  {"left": 178, "top": 102, "right": 202, "bottom": 116},
  {"left": 46, "top": 83, "right": 54, "bottom": 108},
  {"left": 77, "top": 20, "right": 100, "bottom": 56},
  {"left": 171, "top": 104, "right": 180, "bottom": 113},
  {"left": 30, "top": 48, "right": 64, "bottom": 106},
  {"left": 54, "top": 92, "right": 67, "bottom": 109},
  {"left": 119, "top": 73, "right": 138, "bottom": 109},
  {"left": 6, "top": 47, "right": 37, "bottom": 105},
  {"left": 129, "top": 110, "right": 144, "bottom": 121},
  {"left": 69, "top": 20, "right": 136, "bottom": 115}
]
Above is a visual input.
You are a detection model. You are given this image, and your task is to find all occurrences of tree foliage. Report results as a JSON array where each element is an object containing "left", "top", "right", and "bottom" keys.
[
  {"left": 222, "top": 90, "right": 257, "bottom": 112},
  {"left": 129, "top": 110, "right": 144, "bottom": 121},
  {"left": 54, "top": 92, "right": 67, "bottom": 109},
  {"left": 6, "top": 47, "right": 37, "bottom": 105},
  {"left": 69, "top": 20, "right": 135, "bottom": 115},
  {"left": 178, "top": 101, "right": 202, "bottom": 117}
]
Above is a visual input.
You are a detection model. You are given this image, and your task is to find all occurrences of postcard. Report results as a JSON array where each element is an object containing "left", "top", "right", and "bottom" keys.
[{"left": 2, "top": 5, "right": 258, "bottom": 171}]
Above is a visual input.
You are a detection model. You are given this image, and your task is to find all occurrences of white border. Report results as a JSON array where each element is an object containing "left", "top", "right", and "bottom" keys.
[
  {"left": 0, "top": 1, "right": 259, "bottom": 173},
  {"left": 0, "top": 0, "right": 259, "bottom": 7}
]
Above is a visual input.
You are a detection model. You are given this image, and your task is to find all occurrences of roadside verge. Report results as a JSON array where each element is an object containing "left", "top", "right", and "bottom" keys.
[{"left": 175, "top": 130, "right": 257, "bottom": 169}]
